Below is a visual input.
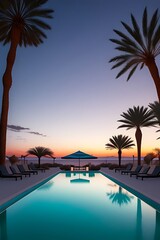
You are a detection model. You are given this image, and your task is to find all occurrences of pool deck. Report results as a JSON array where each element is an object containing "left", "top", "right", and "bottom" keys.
[
  {"left": 0, "top": 167, "right": 160, "bottom": 213},
  {"left": 100, "top": 168, "right": 160, "bottom": 211},
  {"left": 0, "top": 167, "right": 61, "bottom": 210}
]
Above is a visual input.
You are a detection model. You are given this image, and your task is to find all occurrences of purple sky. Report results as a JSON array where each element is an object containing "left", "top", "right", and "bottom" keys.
[{"left": 0, "top": 0, "right": 160, "bottom": 157}]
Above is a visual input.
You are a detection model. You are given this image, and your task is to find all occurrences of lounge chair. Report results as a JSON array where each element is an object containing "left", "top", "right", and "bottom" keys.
[
  {"left": 136, "top": 166, "right": 160, "bottom": 180},
  {"left": 121, "top": 165, "right": 142, "bottom": 175},
  {"left": 0, "top": 165, "right": 22, "bottom": 180},
  {"left": 28, "top": 163, "right": 46, "bottom": 172},
  {"left": 115, "top": 164, "right": 132, "bottom": 173},
  {"left": 130, "top": 165, "right": 150, "bottom": 177},
  {"left": 17, "top": 164, "right": 31, "bottom": 177},
  {"left": 22, "top": 164, "right": 38, "bottom": 175},
  {"left": 10, "top": 165, "right": 30, "bottom": 177}
]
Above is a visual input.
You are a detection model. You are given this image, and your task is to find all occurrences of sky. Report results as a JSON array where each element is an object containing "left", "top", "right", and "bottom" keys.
[{"left": 0, "top": 0, "right": 160, "bottom": 158}]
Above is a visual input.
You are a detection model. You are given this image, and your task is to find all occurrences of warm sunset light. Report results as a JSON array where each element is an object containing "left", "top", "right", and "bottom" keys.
[
  {"left": 0, "top": 2, "right": 160, "bottom": 240},
  {"left": 0, "top": 0, "right": 159, "bottom": 161}
]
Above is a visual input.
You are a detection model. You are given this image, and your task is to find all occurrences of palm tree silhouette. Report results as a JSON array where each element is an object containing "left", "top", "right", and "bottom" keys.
[
  {"left": 149, "top": 101, "right": 160, "bottom": 141},
  {"left": 109, "top": 7, "right": 160, "bottom": 101},
  {"left": 0, "top": 0, "right": 53, "bottom": 165},
  {"left": 105, "top": 134, "right": 134, "bottom": 166},
  {"left": 0, "top": 210, "right": 7, "bottom": 240},
  {"left": 27, "top": 146, "right": 53, "bottom": 167},
  {"left": 107, "top": 186, "right": 134, "bottom": 206},
  {"left": 135, "top": 198, "right": 143, "bottom": 239},
  {"left": 154, "top": 210, "right": 160, "bottom": 240},
  {"left": 118, "top": 106, "right": 156, "bottom": 165}
]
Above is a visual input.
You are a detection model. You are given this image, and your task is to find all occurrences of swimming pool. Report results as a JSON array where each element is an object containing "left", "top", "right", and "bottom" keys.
[{"left": 0, "top": 172, "right": 159, "bottom": 240}]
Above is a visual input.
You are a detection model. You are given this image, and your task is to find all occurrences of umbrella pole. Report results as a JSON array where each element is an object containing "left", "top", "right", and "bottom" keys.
[{"left": 79, "top": 158, "right": 80, "bottom": 170}]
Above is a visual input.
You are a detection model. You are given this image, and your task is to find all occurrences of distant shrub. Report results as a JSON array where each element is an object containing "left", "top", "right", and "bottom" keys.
[
  {"left": 89, "top": 165, "right": 100, "bottom": 170},
  {"left": 60, "top": 165, "right": 72, "bottom": 171},
  {"left": 8, "top": 155, "right": 19, "bottom": 164},
  {"left": 144, "top": 153, "right": 156, "bottom": 165}
]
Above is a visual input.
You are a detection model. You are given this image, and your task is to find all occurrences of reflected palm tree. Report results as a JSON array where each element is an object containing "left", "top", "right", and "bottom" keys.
[
  {"left": 107, "top": 186, "right": 134, "bottom": 206},
  {"left": 0, "top": 210, "right": 7, "bottom": 240},
  {"left": 135, "top": 198, "right": 142, "bottom": 239},
  {"left": 37, "top": 180, "right": 54, "bottom": 191},
  {"left": 154, "top": 210, "right": 160, "bottom": 240}
]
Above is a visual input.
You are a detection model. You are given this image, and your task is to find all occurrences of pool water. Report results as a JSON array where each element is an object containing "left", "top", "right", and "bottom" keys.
[{"left": 0, "top": 172, "right": 160, "bottom": 240}]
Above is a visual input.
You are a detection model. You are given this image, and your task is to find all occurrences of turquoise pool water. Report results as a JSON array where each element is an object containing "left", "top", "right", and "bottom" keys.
[{"left": 0, "top": 172, "right": 160, "bottom": 240}]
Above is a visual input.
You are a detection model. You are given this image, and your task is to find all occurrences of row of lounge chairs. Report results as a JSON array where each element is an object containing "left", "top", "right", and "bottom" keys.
[
  {"left": 0, "top": 163, "right": 46, "bottom": 181},
  {"left": 114, "top": 164, "right": 160, "bottom": 180}
]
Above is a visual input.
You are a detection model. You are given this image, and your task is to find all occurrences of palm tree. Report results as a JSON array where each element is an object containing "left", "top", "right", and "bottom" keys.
[
  {"left": 105, "top": 134, "right": 135, "bottom": 166},
  {"left": 118, "top": 106, "right": 156, "bottom": 165},
  {"left": 27, "top": 146, "right": 53, "bottom": 167},
  {"left": 109, "top": 7, "right": 160, "bottom": 101},
  {"left": 149, "top": 101, "right": 160, "bottom": 139},
  {"left": 0, "top": 0, "right": 53, "bottom": 165}
]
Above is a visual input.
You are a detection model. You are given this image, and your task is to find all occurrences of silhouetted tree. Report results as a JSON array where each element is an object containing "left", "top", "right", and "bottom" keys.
[
  {"left": 27, "top": 146, "right": 53, "bottom": 167},
  {"left": 118, "top": 106, "right": 156, "bottom": 165},
  {"left": 109, "top": 7, "right": 160, "bottom": 101},
  {"left": 105, "top": 134, "right": 134, "bottom": 166},
  {"left": 0, "top": 0, "right": 53, "bottom": 164},
  {"left": 149, "top": 101, "right": 160, "bottom": 140}
]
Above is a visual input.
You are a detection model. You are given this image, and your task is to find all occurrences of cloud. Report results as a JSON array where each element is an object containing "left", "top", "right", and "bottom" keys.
[
  {"left": 28, "top": 131, "right": 46, "bottom": 137},
  {"left": 7, "top": 124, "right": 47, "bottom": 137},
  {"left": 7, "top": 125, "right": 30, "bottom": 132}
]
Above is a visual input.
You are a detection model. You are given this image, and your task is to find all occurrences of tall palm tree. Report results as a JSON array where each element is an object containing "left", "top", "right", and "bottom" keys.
[
  {"left": 105, "top": 134, "right": 135, "bottom": 166},
  {"left": 27, "top": 146, "right": 53, "bottom": 167},
  {"left": 118, "top": 106, "right": 157, "bottom": 165},
  {"left": 109, "top": 7, "right": 160, "bottom": 101},
  {"left": 0, "top": 0, "right": 53, "bottom": 165},
  {"left": 149, "top": 101, "right": 160, "bottom": 140},
  {"left": 149, "top": 101, "right": 160, "bottom": 122}
]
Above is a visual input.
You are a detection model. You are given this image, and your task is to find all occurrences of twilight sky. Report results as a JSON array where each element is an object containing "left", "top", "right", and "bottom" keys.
[{"left": 0, "top": 0, "right": 160, "bottom": 158}]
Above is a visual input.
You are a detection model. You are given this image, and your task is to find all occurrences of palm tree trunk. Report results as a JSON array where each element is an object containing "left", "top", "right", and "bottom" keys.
[
  {"left": 0, "top": 28, "right": 20, "bottom": 165},
  {"left": 118, "top": 149, "right": 122, "bottom": 166},
  {"left": 146, "top": 57, "right": 160, "bottom": 101},
  {"left": 135, "top": 127, "right": 142, "bottom": 165},
  {"left": 38, "top": 157, "right": 41, "bottom": 168}
]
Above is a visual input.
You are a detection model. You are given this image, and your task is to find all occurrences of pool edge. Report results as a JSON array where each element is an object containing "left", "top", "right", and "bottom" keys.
[
  {"left": 100, "top": 170, "right": 160, "bottom": 212},
  {"left": 0, "top": 170, "right": 60, "bottom": 214}
]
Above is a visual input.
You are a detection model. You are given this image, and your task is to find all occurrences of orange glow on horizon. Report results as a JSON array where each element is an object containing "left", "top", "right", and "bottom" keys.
[{"left": 6, "top": 147, "right": 155, "bottom": 158}]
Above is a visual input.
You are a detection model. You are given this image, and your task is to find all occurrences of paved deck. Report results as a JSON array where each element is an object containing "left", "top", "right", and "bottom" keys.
[{"left": 100, "top": 168, "right": 160, "bottom": 211}]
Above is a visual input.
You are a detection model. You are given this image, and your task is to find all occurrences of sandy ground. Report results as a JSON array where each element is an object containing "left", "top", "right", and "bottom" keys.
[{"left": 0, "top": 167, "right": 160, "bottom": 213}]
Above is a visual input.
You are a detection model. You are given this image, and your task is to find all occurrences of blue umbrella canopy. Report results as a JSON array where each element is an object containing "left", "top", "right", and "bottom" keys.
[{"left": 61, "top": 150, "right": 97, "bottom": 167}]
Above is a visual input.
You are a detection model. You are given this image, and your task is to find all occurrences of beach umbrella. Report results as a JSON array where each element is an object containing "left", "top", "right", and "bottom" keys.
[{"left": 61, "top": 150, "right": 97, "bottom": 168}]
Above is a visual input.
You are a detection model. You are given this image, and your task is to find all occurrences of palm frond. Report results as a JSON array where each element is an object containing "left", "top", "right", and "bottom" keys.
[
  {"left": 142, "top": 7, "right": 148, "bottom": 38},
  {"left": 127, "top": 64, "right": 138, "bottom": 81},
  {"left": 148, "top": 8, "right": 158, "bottom": 43},
  {"left": 0, "top": 0, "right": 53, "bottom": 46}
]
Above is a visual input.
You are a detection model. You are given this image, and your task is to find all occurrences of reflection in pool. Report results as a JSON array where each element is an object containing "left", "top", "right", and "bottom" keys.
[{"left": 0, "top": 172, "right": 159, "bottom": 240}]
